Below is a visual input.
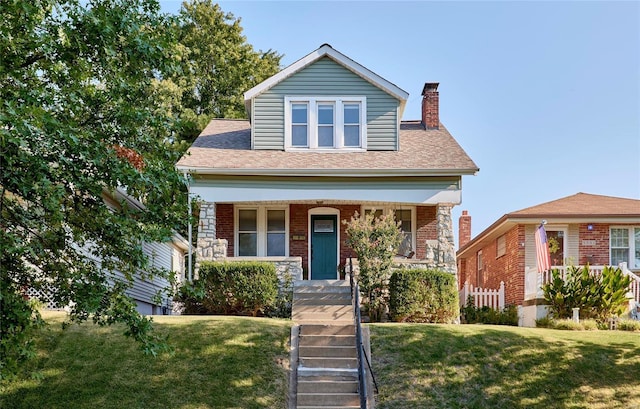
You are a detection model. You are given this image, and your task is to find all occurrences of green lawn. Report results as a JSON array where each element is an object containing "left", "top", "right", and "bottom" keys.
[
  {"left": 370, "top": 323, "right": 640, "bottom": 409},
  {"left": 3, "top": 314, "right": 639, "bottom": 409},
  {"left": 1, "top": 311, "right": 292, "bottom": 409}
]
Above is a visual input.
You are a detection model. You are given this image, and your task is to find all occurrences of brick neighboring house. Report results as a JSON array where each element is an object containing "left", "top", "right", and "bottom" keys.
[
  {"left": 176, "top": 44, "right": 478, "bottom": 282},
  {"left": 456, "top": 192, "right": 640, "bottom": 314}
]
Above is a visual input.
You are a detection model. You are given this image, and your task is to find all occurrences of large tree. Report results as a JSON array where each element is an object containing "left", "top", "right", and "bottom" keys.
[
  {"left": 172, "top": 0, "right": 282, "bottom": 144},
  {"left": 0, "top": 0, "right": 186, "bottom": 378}
]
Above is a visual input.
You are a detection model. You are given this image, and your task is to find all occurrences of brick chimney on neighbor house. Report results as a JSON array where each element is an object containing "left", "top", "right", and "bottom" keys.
[
  {"left": 459, "top": 210, "right": 471, "bottom": 248},
  {"left": 421, "top": 82, "right": 439, "bottom": 129}
]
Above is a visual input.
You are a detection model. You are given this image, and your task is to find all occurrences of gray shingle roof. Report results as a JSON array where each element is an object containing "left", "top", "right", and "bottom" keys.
[{"left": 176, "top": 119, "right": 478, "bottom": 175}]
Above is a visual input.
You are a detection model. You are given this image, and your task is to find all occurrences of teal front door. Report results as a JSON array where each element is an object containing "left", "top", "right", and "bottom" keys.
[{"left": 310, "top": 215, "right": 338, "bottom": 280}]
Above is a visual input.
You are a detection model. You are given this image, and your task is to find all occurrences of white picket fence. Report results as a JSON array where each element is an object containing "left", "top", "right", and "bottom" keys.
[{"left": 459, "top": 281, "right": 505, "bottom": 310}]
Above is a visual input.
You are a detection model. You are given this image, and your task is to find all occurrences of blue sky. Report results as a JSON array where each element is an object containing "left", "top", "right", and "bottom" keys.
[{"left": 160, "top": 1, "right": 640, "bottom": 245}]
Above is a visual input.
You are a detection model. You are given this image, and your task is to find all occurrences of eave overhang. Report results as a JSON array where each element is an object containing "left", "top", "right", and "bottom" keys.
[{"left": 176, "top": 166, "right": 478, "bottom": 178}]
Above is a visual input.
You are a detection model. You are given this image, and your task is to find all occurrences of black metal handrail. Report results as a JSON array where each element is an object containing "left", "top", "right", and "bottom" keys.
[{"left": 349, "top": 257, "right": 378, "bottom": 409}]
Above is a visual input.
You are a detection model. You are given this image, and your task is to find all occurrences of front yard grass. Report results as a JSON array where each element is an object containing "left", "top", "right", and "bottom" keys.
[
  {"left": 4, "top": 313, "right": 639, "bottom": 409},
  {"left": 371, "top": 323, "right": 640, "bottom": 409},
  {"left": 1, "top": 311, "right": 292, "bottom": 409}
]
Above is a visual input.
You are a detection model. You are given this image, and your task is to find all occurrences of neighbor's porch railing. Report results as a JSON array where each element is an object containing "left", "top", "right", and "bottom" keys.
[
  {"left": 524, "top": 262, "right": 640, "bottom": 304},
  {"left": 459, "top": 281, "right": 505, "bottom": 310}
]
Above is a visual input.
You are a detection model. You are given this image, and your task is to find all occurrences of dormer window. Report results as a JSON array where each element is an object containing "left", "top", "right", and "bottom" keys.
[{"left": 285, "top": 96, "right": 367, "bottom": 151}]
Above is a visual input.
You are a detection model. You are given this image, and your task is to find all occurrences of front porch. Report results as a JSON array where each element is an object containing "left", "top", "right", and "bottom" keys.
[{"left": 194, "top": 200, "right": 459, "bottom": 282}]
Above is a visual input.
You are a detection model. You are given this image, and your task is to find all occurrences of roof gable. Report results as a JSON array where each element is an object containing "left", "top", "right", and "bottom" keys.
[{"left": 244, "top": 44, "right": 409, "bottom": 118}]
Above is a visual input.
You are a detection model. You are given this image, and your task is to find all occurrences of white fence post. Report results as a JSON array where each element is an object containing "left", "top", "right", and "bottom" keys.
[{"left": 499, "top": 281, "right": 505, "bottom": 309}]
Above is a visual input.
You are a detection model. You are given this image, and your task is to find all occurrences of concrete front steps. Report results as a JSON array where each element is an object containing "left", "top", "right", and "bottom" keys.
[
  {"left": 292, "top": 280, "right": 362, "bottom": 409},
  {"left": 292, "top": 280, "right": 353, "bottom": 324}
]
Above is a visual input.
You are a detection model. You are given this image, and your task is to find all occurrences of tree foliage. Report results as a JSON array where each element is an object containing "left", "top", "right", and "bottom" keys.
[
  {"left": 167, "top": 0, "right": 282, "bottom": 144},
  {"left": 344, "top": 211, "right": 402, "bottom": 321},
  {"left": 0, "top": 0, "right": 187, "bottom": 379}
]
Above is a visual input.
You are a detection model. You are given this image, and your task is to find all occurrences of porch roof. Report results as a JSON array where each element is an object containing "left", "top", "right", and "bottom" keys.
[{"left": 176, "top": 119, "right": 478, "bottom": 176}]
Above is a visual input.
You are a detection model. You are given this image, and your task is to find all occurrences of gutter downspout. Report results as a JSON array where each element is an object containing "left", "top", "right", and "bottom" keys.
[{"left": 183, "top": 171, "right": 193, "bottom": 282}]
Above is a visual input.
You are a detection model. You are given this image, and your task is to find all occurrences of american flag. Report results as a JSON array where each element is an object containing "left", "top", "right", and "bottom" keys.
[{"left": 535, "top": 224, "right": 551, "bottom": 273}]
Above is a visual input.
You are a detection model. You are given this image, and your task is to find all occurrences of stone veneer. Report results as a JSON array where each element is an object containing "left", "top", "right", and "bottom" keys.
[{"left": 423, "top": 205, "right": 458, "bottom": 275}]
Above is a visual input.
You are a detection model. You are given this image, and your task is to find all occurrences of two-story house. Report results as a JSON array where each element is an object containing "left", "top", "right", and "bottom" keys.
[{"left": 176, "top": 44, "right": 478, "bottom": 282}]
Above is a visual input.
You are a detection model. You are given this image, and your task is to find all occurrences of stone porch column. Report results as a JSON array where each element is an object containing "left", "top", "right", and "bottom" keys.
[
  {"left": 436, "top": 204, "right": 457, "bottom": 276},
  {"left": 195, "top": 202, "right": 227, "bottom": 275}
]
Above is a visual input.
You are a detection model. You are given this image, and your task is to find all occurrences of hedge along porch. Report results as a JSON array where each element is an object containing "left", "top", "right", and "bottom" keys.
[{"left": 194, "top": 200, "right": 459, "bottom": 281}]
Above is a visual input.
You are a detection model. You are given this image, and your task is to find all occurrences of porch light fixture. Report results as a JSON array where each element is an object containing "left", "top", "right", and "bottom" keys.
[{"left": 587, "top": 224, "right": 593, "bottom": 231}]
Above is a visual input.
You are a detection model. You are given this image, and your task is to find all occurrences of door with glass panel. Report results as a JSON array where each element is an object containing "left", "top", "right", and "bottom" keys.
[{"left": 310, "top": 215, "right": 338, "bottom": 280}]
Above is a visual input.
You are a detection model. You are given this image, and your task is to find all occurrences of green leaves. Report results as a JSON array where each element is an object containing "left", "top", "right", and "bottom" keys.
[
  {"left": 1, "top": 0, "right": 187, "bottom": 378},
  {"left": 344, "top": 211, "right": 403, "bottom": 321},
  {"left": 542, "top": 266, "right": 633, "bottom": 322},
  {"left": 177, "top": 261, "right": 279, "bottom": 317},
  {"left": 389, "top": 268, "right": 459, "bottom": 323},
  {"left": 165, "top": 0, "right": 282, "bottom": 144}
]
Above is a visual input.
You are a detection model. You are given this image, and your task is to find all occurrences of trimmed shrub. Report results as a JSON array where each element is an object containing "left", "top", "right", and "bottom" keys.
[
  {"left": 176, "top": 261, "right": 278, "bottom": 316},
  {"left": 552, "top": 319, "right": 590, "bottom": 331},
  {"left": 389, "top": 268, "right": 458, "bottom": 323},
  {"left": 265, "top": 269, "right": 293, "bottom": 319},
  {"left": 617, "top": 319, "right": 640, "bottom": 332},
  {"left": 460, "top": 297, "right": 518, "bottom": 326},
  {"left": 535, "top": 318, "right": 600, "bottom": 330}
]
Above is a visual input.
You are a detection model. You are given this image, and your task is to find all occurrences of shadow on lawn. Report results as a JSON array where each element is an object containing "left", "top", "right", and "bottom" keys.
[
  {"left": 1, "top": 317, "right": 292, "bottom": 409},
  {"left": 371, "top": 325, "right": 640, "bottom": 409}
]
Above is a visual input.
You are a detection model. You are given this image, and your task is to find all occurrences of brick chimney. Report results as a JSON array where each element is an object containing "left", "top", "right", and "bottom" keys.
[
  {"left": 459, "top": 210, "right": 471, "bottom": 248},
  {"left": 421, "top": 82, "right": 439, "bottom": 129}
]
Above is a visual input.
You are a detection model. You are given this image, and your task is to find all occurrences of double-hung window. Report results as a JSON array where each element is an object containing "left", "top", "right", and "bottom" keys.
[
  {"left": 317, "top": 104, "right": 335, "bottom": 147},
  {"left": 610, "top": 227, "right": 640, "bottom": 269},
  {"left": 236, "top": 207, "right": 288, "bottom": 257},
  {"left": 291, "top": 103, "right": 309, "bottom": 147},
  {"left": 285, "top": 96, "right": 366, "bottom": 150},
  {"left": 362, "top": 206, "right": 415, "bottom": 257}
]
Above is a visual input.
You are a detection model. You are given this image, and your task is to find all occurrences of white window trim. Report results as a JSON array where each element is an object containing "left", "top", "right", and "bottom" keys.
[
  {"left": 360, "top": 205, "right": 416, "bottom": 258},
  {"left": 610, "top": 226, "right": 639, "bottom": 269},
  {"left": 234, "top": 205, "right": 289, "bottom": 257},
  {"left": 284, "top": 96, "right": 367, "bottom": 151}
]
